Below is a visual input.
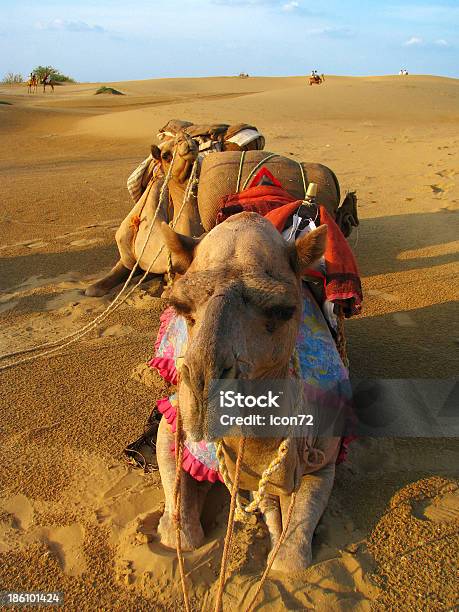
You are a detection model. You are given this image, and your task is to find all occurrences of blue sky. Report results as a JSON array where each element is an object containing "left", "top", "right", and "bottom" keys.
[{"left": 0, "top": 0, "right": 457, "bottom": 81}]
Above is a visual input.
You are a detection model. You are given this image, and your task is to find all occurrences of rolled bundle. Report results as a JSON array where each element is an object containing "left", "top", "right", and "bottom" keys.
[{"left": 197, "top": 151, "right": 341, "bottom": 231}]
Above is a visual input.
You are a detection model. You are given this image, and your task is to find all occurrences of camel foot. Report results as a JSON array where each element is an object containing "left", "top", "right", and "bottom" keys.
[
  {"left": 85, "top": 261, "right": 136, "bottom": 297},
  {"left": 158, "top": 511, "right": 205, "bottom": 551}
]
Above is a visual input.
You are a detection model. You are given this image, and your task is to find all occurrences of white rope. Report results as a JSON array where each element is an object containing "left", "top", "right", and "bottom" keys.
[{"left": 0, "top": 156, "right": 198, "bottom": 372}]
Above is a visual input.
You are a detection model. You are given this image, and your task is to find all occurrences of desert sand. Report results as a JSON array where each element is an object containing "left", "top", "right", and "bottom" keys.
[{"left": 0, "top": 75, "right": 458, "bottom": 611}]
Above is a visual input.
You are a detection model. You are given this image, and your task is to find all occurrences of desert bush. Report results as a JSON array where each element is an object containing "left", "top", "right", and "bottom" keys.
[
  {"left": 1, "top": 73, "right": 24, "bottom": 84},
  {"left": 95, "top": 86, "right": 124, "bottom": 95},
  {"left": 32, "top": 66, "right": 75, "bottom": 83}
]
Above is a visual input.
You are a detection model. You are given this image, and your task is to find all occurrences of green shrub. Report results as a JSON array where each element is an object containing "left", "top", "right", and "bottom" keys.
[
  {"left": 95, "top": 86, "right": 124, "bottom": 95},
  {"left": 32, "top": 66, "right": 75, "bottom": 83}
]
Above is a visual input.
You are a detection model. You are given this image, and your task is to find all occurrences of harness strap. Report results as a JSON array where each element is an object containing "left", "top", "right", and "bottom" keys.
[
  {"left": 297, "top": 161, "right": 308, "bottom": 199},
  {"left": 236, "top": 150, "right": 246, "bottom": 193}
]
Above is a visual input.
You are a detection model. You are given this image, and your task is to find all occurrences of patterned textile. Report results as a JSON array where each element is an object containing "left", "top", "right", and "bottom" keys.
[
  {"left": 296, "top": 284, "right": 348, "bottom": 385},
  {"left": 148, "top": 307, "right": 187, "bottom": 385},
  {"left": 126, "top": 155, "right": 156, "bottom": 203},
  {"left": 157, "top": 394, "right": 223, "bottom": 483}
]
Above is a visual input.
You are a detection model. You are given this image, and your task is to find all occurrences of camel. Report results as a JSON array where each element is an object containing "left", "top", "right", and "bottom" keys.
[
  {"left": 85, "top": 131, "right": 358, "bottom": 297},
  {"left": 155, "top": 212, "right": 345, "bottom": 575},
  {"left": 42, "top": 76, "right": 56, "bottom": 93},
  {"left": 27, "top": 75, "right": 38, "bottom": 94},
  {"left": 309, "top": 74, "right": 325, "bottom": 86},
  {"left": 85, "top": 133, "right": 205, "bottom": 297}
]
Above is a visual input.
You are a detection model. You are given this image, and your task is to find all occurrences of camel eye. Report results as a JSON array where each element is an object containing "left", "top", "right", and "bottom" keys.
[
  {"left": 169, "top": 298, "right": 193, "bottom": 317},
  {"left": 265, "top": 305, "right": 296, "bottom": 321},
  {"left": 162, "top": 151, "right": 172, "bottom": 162},
  {"left": 264, "top": 305, "right": 296, "bottom": 333}
]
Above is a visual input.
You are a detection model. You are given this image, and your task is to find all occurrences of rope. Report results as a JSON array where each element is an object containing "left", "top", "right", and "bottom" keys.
[
  {"left": 0, "top": 157, "right": 174, "bottom": 364},
  {"left": 214, "top": 436, "right": 297, "bottom": 612},
  {"left": 165, "top": 158, "right": 200, "bottom": 287},
  {"left": 216, "top": 438, "right": 292, "bottom": 518},
  {"left": 244, "top": 492, "right": 297, "bottom": 612},
  {"left": 0, "top": 155, "right": 199, "bottom": 372},
  {"left": 240, "top": 153, "right": 278, "bottom": 191},
  {"left": 166, "top": 250, "right": 174, "bottom": 286},
  {"left": 335, "top": 306, "right": 349, "bottom": 369},
  {"left": 236, "top": 150, "right": 246, "bottom": 193},
  {"left": 214, "top": 437, "right": 246, "bottom": 612},
  {"left": 297, "top": 161, "right": 308, "bottom": 199},
  {"left": 174, "top": 403, "right": 191, "bottom": 612}
]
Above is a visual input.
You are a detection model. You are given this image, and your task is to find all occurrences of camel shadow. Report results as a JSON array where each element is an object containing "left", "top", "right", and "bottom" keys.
[
  {"left": 346, "top": 300, "right": 458, "bottom": 378},
  {"left": 355, "top": 210, "right": 457, "bottom": 277},
  {"left": 0, "top": 243, "right": 118, "bottom": 292}
]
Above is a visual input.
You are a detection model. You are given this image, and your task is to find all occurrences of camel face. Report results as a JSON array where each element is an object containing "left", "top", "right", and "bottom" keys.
[
  {"left": 151, "top": 133, "right": 198, "bottom": 183},
  {"left": 163, "top": 213, "right": 327, "bottom": 440}
]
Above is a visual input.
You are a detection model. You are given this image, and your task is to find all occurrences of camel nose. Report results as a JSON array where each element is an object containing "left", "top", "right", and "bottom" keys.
[{"left": 181, "top": 353, "right": 239, "bottom": 405}]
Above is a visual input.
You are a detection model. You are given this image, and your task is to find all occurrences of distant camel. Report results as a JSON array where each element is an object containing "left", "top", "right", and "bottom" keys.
[
  {"left": 309, "top": 74, "right": 325, "bottom": 86},
  {"left": 41, "top": 76, "right": 56, "bottom": 93},
  {"left": 27, "top": 76, "right": 38, "bottom": 94}
]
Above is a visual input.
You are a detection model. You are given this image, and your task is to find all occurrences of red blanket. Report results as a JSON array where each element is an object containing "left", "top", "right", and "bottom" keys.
[
  {"left": 216, "top": 184, "right": 296, "bottom": 224},
  {"left": 216, "top": 181, "right": 363, "bottom": 317},
  {"left": 265, "top": 203, "right": 362, "bottom": 317}
]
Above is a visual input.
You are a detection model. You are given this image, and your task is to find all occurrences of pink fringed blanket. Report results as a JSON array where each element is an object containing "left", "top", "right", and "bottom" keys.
[{"left": 149, "top": 307, "right": 223, "bottom": 482}]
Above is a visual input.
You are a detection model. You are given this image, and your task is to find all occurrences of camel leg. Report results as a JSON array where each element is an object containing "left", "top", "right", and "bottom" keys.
[
  {"left": 270, "top": 462, "right": 335, "bottom": 572},
  {"left": 259, "top": 494, "right": 283, "bottom": 548},
  {"left": 156, "top": 417, "right": 210, "bottom": 550},
  {"left": 85, "top": 260, "right": 140, "bottom": 297}
]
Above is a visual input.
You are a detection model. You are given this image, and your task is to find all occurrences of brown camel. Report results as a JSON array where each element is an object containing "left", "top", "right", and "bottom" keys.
[
  {"left": 27, "top": 75, "right": 38, "bottom": 94},
  {"left": 156, "top": 213, "right": 343, "bottom": 574},
  {"left": 86, "top": 131, "right": 358, "bottom": 297},
  {"left": 309, "top": 74, "right": 325, "bottom": 86}
]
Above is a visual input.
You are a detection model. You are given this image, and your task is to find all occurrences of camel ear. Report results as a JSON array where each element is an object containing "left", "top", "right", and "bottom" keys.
[
  {"left": 160, "top": 222, "right": 200, "bottom": 274},
  {"left": 295, "top": 225, "right": 327, "bottom": 273},
  {"left": 151, "top": 145, "right": 162, "bottom": 161}
]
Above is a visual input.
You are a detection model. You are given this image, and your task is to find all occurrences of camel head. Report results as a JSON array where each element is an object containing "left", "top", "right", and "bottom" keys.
[
  {"left": 151, "top": 131, "right": 198, "bottom": 185},
  {"left": 161, "top": 213, "right": 327, "bottom": 440}
]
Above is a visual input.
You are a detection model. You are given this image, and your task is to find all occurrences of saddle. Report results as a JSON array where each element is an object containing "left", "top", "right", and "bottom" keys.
[
  {"left": 157, "top": 119, "right": 265, "bottom": 153},
  {"left": 127, "top": 119, "right": 265, "bottom": 202}
]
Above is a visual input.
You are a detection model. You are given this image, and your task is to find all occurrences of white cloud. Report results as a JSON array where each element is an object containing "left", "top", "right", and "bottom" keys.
[
  {"left": 403, "top": 36, "right": 423, "bottom": 46},
  {"left": 435, "top": 38, "right": 449, "bottom": 46},
  {"left": 211, "top": 0, "right": 319, "bottom": 13},
  {"left": 282, "top": 1, "right": 299, "bottom": 11},
  {"left": 35, "top": 19, "right": 106, "bottom": 33},
  {"left": 307, "top": 26, "right": 354, "bottom": 38}
]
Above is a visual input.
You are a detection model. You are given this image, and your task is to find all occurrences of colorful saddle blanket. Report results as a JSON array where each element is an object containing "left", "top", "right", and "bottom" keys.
[{"left": 149, "top": 284, "right": 351, "bottom": 483}]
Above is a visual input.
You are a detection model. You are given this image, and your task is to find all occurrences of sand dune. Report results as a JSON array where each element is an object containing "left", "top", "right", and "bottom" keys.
[{"left": 0, "top": 75, "right": 458, "bottom": 610}]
